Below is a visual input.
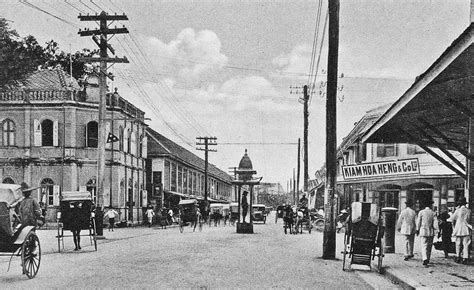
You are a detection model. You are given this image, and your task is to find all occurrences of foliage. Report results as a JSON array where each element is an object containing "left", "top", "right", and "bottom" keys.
[{"left": 0, "top": 18, "right": 97, "bottom": 88}]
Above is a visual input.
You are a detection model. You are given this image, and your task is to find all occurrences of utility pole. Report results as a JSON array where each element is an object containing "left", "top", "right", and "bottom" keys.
[
  {"left": 78, "top": 12, "right": 129, "bottom": 234},
  {"left": 293, "top": 168, "right": 296, "bottom": 205},
  {"left": 196, "top": 137, "right": 217, "bottom": 204},
  {"left": 323, "top": 0, "right": 340, "bottom": 260},
  {"left": 296, "top": 138, "right": 301, "bottom": 206},
  {"left": 303, "top": 85, "right": 309, "bottom": 194}
]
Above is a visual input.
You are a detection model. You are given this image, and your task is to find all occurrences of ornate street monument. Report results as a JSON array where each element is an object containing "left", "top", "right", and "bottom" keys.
[{"left": 232, "top": 150, "right": 261, "bottom": 234}]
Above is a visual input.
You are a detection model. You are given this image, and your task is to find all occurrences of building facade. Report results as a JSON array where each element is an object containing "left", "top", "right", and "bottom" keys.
[
  {"left": 0, "top": 69, "right": 147, "bottom": 223},
  {"left": 146, "top": 128, "right": 233, "bottom": 210},
  {"left": 315, "top": 105, "right": 464, "bottom": 215}
]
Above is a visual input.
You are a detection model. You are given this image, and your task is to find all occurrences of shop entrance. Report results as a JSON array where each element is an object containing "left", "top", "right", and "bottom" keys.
[
  {"left": 407, "top": 183, "right": 433, "bottom": 212},
  {"left": 377, "top": 184, "right": 400, "bottom": 209}
]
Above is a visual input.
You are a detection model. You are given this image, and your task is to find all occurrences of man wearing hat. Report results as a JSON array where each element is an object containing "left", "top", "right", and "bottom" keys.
[
  {"left": 416, "top": 200, "right": 438, "bottom": 267},
  {"left": 397, "top": 199, "right": 417, "bottom": 260},
  {"left": 19, "top": 185, "right": 42, "bottom": 227},
  {"left": 448, "top": 197, "right": 471, "bottom": 264}
]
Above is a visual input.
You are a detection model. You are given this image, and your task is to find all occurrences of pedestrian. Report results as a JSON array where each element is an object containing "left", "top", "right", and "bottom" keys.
[
  {"left": 104, "top": 207, "right": 119, "bottom": 231},
  {"left": 146, "top": 206, "right": 155, "bottom": 227},
  {"left": 168, "top": 208, "right": 174, "bottom": 224},
  {"left": 18, "top": 186, "right": 42, "bottom": 227},
  {"left": 416, "top": 200, "right": 438, "bottom": 267},
  {"left": 437, "top": 211, "right": 453, "bottom": 258},
  {"left": 448, "top": 197, "right": 472, "bottom": 264},
  {"left": 69, "top": 201, "right": 83, "bottom": 251},
  {"left": 397, "top": 200, "right": 417, "bottom": 260}
]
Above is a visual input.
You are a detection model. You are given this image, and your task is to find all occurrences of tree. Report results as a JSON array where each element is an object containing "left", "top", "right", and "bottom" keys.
[{"left": 0, "top": 18, "right": 96, "bottom": 88}]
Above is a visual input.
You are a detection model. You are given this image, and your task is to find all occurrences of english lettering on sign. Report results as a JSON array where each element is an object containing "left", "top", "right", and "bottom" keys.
[{"left": 342, "top": 158, "right": 420, "bottom": 180}]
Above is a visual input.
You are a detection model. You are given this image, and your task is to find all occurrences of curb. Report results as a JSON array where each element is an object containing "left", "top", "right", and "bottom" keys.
[{"left": 380, "top": 266, "right": 415, "bottom": 290}]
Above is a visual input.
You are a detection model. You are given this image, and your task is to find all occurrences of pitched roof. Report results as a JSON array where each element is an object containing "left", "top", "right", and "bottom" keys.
[
  {"left": 146, "top": 127, "right": 232, "bottom": 183},
  {"left": 17, "top": 68, "right": 80, "bottom": 91}
]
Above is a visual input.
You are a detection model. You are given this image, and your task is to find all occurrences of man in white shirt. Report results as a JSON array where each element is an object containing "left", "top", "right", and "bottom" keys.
[
  {"left": 448, "top": 197, "right": 472, "bottom": 264},
  {"left": 104, "top": 207, "right": 119, "bottom": 232},
  {"left": 145, "top": 207, "right": 155, "bottom": 227},
  {"left": 416, "top": 200, "right": 438, "bottom": 267},
  {"left": 397, "top": 200, "right": 417, "bottom": 260}
]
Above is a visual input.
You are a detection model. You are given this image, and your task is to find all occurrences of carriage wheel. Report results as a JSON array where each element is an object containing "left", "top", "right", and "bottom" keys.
[
  {"left": 92, "top": 218, "right": 98, "bottom": 251},
  {"left": 314, "top": 220, "right": 324, "bottom": 232},
  {"left": 22, "top": 231, "right": 41, "bottom": 279}
]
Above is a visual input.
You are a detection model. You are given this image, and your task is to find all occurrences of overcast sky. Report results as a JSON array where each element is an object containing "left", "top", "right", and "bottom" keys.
[{"left": 1, "top": 0, "right": 471, "bottom": 189}]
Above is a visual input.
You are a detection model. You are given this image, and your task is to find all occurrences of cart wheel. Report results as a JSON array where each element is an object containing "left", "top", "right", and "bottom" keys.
[
  {"left": 92, "top": 218, "right": 97, "bottom": 251},
  {"left": 22, "top": 231, "right": 41, "bottom": 279},
  {"left": 314, "top": 220, "right": 324, "bottom": 232}
]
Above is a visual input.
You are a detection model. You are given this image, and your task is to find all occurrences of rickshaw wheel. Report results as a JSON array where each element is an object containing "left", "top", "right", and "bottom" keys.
[{"left": 22, "top": 231, "right": 41, "bottom": 279}]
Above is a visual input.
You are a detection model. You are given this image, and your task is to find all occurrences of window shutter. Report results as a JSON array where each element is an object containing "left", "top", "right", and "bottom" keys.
[
  {"left": 53, "top": 185, "right": 60, "bottom": 206},
  {"left": 105, "top": 122, "right": 111, "bottom": 150},
  {"left": 376, "top": 144, "right": 384, "bottom": 157},
  {"left": 142, "top": 135, "right": 148, "bottom": 158},
  {"left": 34, "top": 119, "right": 42, "bottom": 146},
  {"left": 53, "top": 120, "right": 59, "bottom": 146}
]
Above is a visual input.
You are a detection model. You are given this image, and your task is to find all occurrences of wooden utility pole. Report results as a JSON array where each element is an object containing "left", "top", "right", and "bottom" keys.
[
  {"left": 196, "top": 137, "right": 217, "bottom": 203},
  {"left": 296, "top": 138, "right": 301, "bottom": 206},
  {"left": 293, "top": 168, "right": 296, "bottom": 205},
  {"left": 78, "top": 12, "right": 129, "bottom": 219},
  {"left": 323, "top": 0, "right": 340, "bottom": 260},
  {"left": 303, "top": 85, "right": 309, "bottom": 194}
]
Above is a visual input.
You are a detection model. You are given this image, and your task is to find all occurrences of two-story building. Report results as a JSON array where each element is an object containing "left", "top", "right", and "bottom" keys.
[
  {"left": 0, "top": 69, "right": 148, "bottom": 223},
  {"left": 334, "top": 105, "right": 464, "bottom": 214},
  {"left": 146, "top": 128, "right": 233, "bottom": 210}
]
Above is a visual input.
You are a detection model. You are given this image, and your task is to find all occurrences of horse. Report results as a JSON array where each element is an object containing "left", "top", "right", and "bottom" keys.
[
  {"left": 283, "top": 205, "right": 295, "bottom": 234},
  {"left": 294, "top": 207, "right": 309, "bottom": 234}
]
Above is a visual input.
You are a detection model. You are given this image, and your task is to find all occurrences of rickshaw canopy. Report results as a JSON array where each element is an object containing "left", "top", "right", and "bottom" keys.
[
  {"left": 0, "top": 184, "right": 23, "bottom": 205},
  {"left": 61, "top": 191, "right": 92, "bottom": 202}
]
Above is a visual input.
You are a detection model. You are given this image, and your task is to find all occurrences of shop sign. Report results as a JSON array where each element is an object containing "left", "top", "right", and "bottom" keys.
[{"left": 342, "top": 158, "right": 420, "bottom": 180}]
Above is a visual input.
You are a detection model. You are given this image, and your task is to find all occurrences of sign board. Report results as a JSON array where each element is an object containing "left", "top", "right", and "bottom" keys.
[{"left": 342, "top": 158, "right": 420, "bottom": 180}]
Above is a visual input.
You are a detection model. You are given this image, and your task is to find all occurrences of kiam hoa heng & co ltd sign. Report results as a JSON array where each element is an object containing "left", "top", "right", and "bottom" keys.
[{"left": 342, "top": 159, "right": 420, "bottom": 180}]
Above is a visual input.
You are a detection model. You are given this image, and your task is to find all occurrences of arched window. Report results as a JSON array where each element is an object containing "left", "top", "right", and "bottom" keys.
[
  {"left": 119, "top": 126, "right": 124, "bottom": 151},
  {"left": 2, "top": 119, "right": 15, "bottom": 146},
  {"left": 41, "top": 178, "right": 55, "bottom": 206},
  {"left": 41, "top": 119, "right": 54, "bottom": 146},
  {"left": 2, "top": 177, "right": 15, "bottom": 184},
  {"left": 127, "top": 129, "right": 131, "bottom": 154},
  {"left": 86, "top": 121, "right": 99, "bottom": 148}
]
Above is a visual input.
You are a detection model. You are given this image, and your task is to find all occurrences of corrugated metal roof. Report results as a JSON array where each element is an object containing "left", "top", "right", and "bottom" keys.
[{"left": 146, "top": 127, "right": 232, "bottom": 183}]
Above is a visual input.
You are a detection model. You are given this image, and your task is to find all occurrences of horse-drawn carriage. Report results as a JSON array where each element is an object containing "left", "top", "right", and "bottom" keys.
[
  {"left": 342, "top": 202, "right": 384, "bottom": 273},
  {"left": 178, "top": 199, "right": 202, "bottom": 233},
  {"left": 56, "top": 191, "right": 97, "bottom": 252},
  {"left": 0, "top": 184, "right": 41, "bottom": 279},
  {"left": 252, "top": 204, "right": 267, "bottom": 224},
  {"left": 294, "top": 207, "right": 312, "bottom": 234}
]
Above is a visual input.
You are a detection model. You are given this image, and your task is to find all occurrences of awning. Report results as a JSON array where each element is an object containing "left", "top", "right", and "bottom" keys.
[
  {"left": 164, "top": 190, "right": 190, "bottom": 198},
  {"left": 362, "top": 24, "right": 474, "bottom": 179}
]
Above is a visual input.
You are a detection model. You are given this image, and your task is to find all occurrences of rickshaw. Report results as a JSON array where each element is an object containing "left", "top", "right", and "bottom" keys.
[
  {"left": 252, "top": 204, "right": 267, "bottom": 224},
  {"left": 56, "top": 191, "right": 97, "bottom": 252},
  {"left": 0, "top": 184, "right": 41, "bottom": 279},
  {"left": 209, "top": 203, "right": 224, "bottom": 227},
  {"left": 178, "top": 199, "right": 202, "bottom": 233},
  {"left": 342, "top": 202, "right": 384, "bottom": 273},
  {"left": 294, "top": 207, "right": 312, "bottom": 234},
  {"left": 229, "top": 202, "right": 239, "bottom": 225}
]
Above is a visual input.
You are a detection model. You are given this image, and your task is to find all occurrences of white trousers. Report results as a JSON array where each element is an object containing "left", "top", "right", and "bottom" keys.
[
  {"left": 403, "top": 234, "right": 415, "bottom": 257},
  {"left": 420, "top": 236, "right": 434, "bottom": 262},
  {"left": 455, "top": 236, "right": 471, "bottom": 259}
]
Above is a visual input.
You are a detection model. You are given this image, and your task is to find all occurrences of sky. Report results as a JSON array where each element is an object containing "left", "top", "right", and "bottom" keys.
[{"left": 1, "top": 0, "right": 471, "bottom": 189}]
